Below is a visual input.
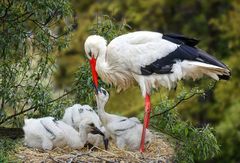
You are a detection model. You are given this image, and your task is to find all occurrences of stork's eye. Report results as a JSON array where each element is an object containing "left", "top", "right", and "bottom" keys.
[
  {"left": 89, "top": 123, "right": 94, "bottom": 127},
  {"left": 102, "top": 89, "right": 107, "bottom": 95},
  {"left": 88, "top": 51, "right": 92, "bottom": 57}
]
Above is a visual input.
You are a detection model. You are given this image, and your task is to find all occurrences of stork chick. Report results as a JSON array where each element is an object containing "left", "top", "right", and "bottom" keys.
[
  {"left": 95, "top": 87, "right": 152, "bottom": 151},
  {"left": 62, "top": 104, "right": 109, "bottom": 150},
  {"left": 23, "top": 116, "right": 104, "bottom": 150}
]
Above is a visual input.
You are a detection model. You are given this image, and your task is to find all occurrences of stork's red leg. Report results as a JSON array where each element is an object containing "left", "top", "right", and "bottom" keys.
[
  {"left": 145, "top": 94, "right": 151, "bottom": 128},
  {"left": 139, "top": 94, "right": 151, "bottom": 153}
]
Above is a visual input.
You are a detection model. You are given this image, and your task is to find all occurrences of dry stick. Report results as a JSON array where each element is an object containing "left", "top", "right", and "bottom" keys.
[
  {"left": 87, "top": 153, "right": 115, "bottom": 163},
  {"left": 111, "top": 146, "right": 145, "bottom": 163},
  {"left": 46, "top": 154, "right": 60, "bottom": 163},
  {"left": 48, "top": 156, "right": 65, "bottom": 163},
  {"left": 67, "top": 152, "right": 93, "bottom": 163},
  {"left": 93, "top": 146, "right": 117, "bottom": 156},
  {"left": 66, "top": 151, "right": 113, "bottom": 163}
]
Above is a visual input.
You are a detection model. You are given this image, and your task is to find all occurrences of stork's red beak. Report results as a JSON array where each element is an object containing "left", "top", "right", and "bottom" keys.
[{"left": 89, "top": 57, "right": 98, "bottom": 90}]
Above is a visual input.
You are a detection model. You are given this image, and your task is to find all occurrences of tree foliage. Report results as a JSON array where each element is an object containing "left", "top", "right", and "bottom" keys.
[
  {"left": 0, "top": 0, "right": 73, "bottom": 126},
  {"left": 215, "top": 101, "right": 240, "bottom": 163},
  {"left": 0, "top": 138, "right": 20, "bottom": 162},
  {"left": 151, "top": 83, "right": 220, "bottom": 162}
]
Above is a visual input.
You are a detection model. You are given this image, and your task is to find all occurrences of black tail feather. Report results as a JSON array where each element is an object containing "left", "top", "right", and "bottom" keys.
[
  {"left": 163, "top": 33, "right": 200, "bottom": 46},
  {"left": 141, "top": 44, "right": 231, "bottom": 76},
  {"left": 197, "top": 48, "right": 229, "bottom": 70},
  {"left": 218, "top": 74, "right": 231, "bottom": 80}
]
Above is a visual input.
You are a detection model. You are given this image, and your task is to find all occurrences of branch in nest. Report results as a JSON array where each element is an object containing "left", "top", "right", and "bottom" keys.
[
  {"left": 47, "top": 151, "right": 115, "bottom": 163},
  {"left": 67, "top": 152, "right": 91, "bottom": 163}
]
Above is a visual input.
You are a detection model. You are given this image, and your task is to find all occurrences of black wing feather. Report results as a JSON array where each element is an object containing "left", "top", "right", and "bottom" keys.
[
  {"left": 163, "top": 33, "right": 200, "bottom": 46},
  {"left": 141, "top": 45, "right": 230, "bottom": 80}
]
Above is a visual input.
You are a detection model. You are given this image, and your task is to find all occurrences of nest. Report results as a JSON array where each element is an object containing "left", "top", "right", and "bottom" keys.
[{"left": 15, "top": 132, "right": 174, "bottom": 162}]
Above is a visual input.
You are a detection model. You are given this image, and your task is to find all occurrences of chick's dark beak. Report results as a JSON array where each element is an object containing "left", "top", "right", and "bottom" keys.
[
  {"left": 93, "top": 83, "right": 98, "bottom": 94},
  {"left": 90, "top": 126, "right": 109, "bottom": 150},
  {"left": 103, "top": 137, "right": 109, "bottom": 150},
  {"left": 90, "top": 126, "right": 104, "bottom": 136}
]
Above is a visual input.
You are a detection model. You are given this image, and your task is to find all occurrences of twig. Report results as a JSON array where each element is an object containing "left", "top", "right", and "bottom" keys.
[
  {"left": 151, "top": 91, "right": 204, "bottom": 118},
  {"left": 87, "top": 153, "right": 115, "bottom": 163},
  {"left": 30, "top": 18, "right": 70, "bottom": 40},
  {"left": 48, "top": 156, "right": 65, "bottom": 163},
  {"left": 10, "top": 12, "right": 30, "bottom": 21},
  {"left": 150, "top": 124, "right": 184, "bottom": 143},
  {"left": 93, "top": 146, "right": 117, "bottom": 156},
  {"left": 19, "top": 13, "right": 34, "bottom": 23},
  {"left": 44, "top": 9, "right": 59, "bottom": 26},
  {"left": 67, "top": 152, "right": 91, "bottom": 163},
  {"left": 47, "top": 154, "right": 59, "bottom": 163}
]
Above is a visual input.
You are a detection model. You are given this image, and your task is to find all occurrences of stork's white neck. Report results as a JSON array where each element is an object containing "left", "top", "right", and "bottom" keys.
[
  {"left": 96, "top": 99, "right": 109, "bottom": 125},
  {"left": 95, "top": 40, "right": 135, "bottom": 92},
  {"left": 96, "top": 44, "right": 107, "bottom": 66},
  {"left": 95, "top": 45, "right": 113, "bottom": 85}
]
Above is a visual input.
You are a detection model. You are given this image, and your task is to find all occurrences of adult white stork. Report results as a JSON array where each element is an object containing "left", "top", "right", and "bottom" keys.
[{"left": 84, "top": 31, "right": 231, "bottom": 152}]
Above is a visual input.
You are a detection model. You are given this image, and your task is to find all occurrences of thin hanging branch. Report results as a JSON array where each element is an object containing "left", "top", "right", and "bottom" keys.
[
  {"left": 151, "top": 91, "right": 204, "bottom": 118},
  {"left": 151, "top": 82, "right": 217, "bottom": 118},
  {"left": 150, "top": 124, "right": 184, "bottom": 143},
  {"left": 0, "top": 69, "right": 86, "bottom": 125},
  {"left": 0, "top": 88, "right": 74, "bottom": 125}
]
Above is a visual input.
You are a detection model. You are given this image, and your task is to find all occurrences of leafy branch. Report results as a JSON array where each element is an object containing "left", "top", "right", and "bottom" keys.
[
  {"left": 0, "top": 63, "right": 87, "bottom": 125},
  {"left": 151, "top": 81, "right": 217, "bottom": 118},
  {"left": 0, "top": 0, "right": 72, "bottom": 127},
  {"left": 150, "top": 81, "right": 219, "bottom": 162},
  {"left": 0, "top": 87, "right": 74, "bottom": 125}
]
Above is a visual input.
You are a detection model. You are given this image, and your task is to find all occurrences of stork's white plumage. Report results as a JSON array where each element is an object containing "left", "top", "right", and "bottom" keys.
[
  {"left": 84, "top": 31, "right": 231, "bottom": 152},
  {"left": 23, "top": 117, "right": 99, "bottom": 150},
  {"left": 95, "top": 87, "right": 152, "bottom": 151},
  {"left": 62, "top": 104, "right": 109, "bottom": 150}
]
